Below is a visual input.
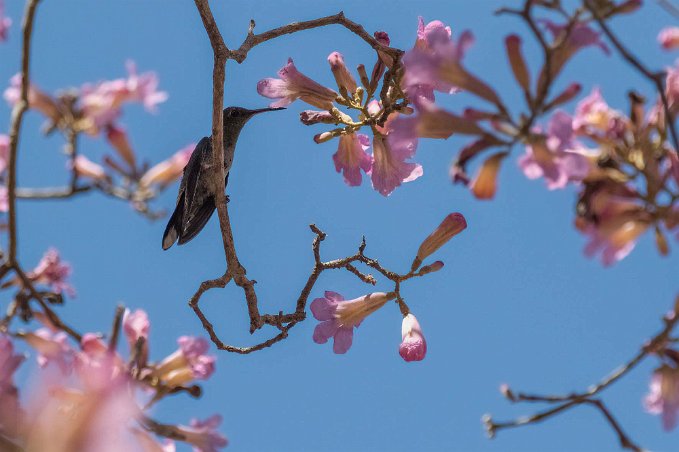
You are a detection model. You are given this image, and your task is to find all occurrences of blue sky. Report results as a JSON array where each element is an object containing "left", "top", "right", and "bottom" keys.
[{"left": 2, "top": 0, "right": 679, "bottom": 451}]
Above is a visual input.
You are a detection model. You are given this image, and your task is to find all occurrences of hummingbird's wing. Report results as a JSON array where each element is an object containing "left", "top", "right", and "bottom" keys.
[{"left": 162, "top": 136, "right": 216, "bottom": 249}]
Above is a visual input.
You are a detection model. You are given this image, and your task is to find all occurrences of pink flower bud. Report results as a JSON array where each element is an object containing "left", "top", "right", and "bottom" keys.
[
  {"left": 470, "top": 151, "right": 508, "bottom": 200},
  {"left": 399, "top": 314, "right": 426, "bottom": 362},
  {"left": 659, "top": 27, "right": 679, "bottom": 50},
  {"left": 123, "top": 308, "right": 150, "bottom": 365},
  {"left": 70, "top": 155, "right": 108, "bottom": 182},
  {"left": 505, "top": 35, "right": 530, "bottom": 92},
  {"left": 106, "top": 125, "right": 136, "bottom": 170},
  {"left": 300, "top": 110, "right": 336, "bottom": 125},
  {"left": 139, "top": 143, "right": 194, "bottom": 188},
  {"left": 328, "top": 51, "right": 357, "bottom": 96},
  {"left": 313, "top": 131, "right": 335, "bottom": 144},
  {"left": 412, "top": 213, "right": 467, "bottom": 271}
]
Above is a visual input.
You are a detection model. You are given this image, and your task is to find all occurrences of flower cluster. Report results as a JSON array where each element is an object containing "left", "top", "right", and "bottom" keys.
[
  {"left": 2, "top": 61, "right": 194, "bottom": 217},
  {"left": 257, "top": 28, "right": 428, "bottom": 196},
  {"left": 311, "top": 212, "right": 466, "bottom": 361},
  {"left": 1, "top": 307, "right": 226, "bottom": 451}
]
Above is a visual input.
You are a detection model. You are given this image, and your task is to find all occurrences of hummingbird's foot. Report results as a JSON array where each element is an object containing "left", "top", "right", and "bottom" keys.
[{"left": 225, "top": 194, "right": 230, "bottom": 204}]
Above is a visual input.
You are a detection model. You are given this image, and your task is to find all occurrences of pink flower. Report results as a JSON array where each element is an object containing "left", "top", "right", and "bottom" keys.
[
  {"left": 0, "top": 134, "right": 8, "bottom": 173},
  {"left": 0, "top": 0, "right": 11, "bottom": 42},
  {"left": 132, "top": 429, "right": 177, "bottom": 452},
  {"left": 152, "top": 336, "right": 216, "bottom": 387},
  {"left": 402, "top": 17, "right": 471, "bottom": 106},
  {"left": 139, "top": 143, "right": 194, "bottom": 189},
  {"left": 23, "top": 328, "right": 73, "bottom": 373},
  {"left": 106, "top": 125, "right": 137, "bottom": 170},
  {"left": 3, "top": 74, "right": 61, "bottom": 122},
  {"left": 666, "top": 64, "right": 679, "bottom": 112},
  {"left": 76, "top": 333, "right": 125, "bottom": 389},
  {"left": 176, "top": 415, "right": 228, "bottom": 452},
  {"left": 371, "top": 134, "right": 422, "bottom": 197},
  {"left": 0, "top": 185, "right": 7, "bottom": 212},
  {"left": 328, "top": 51, "right": 357, "bottom": 96},
  {"left": 577, "top": 185, "right": 651, "bottom": 265},
  {"left": 659, "top": 27, "right": 679, "bottom": 50},
  {"left": 572, "top": 87, "right": 625, "bottom": 139},
  {"left": 123, "top": 308, "right": 150, "bottom": 364},
  {"left": 541, "top": 20, "right": 610, "bottom": 55},
  {"left": 28, "top": 248, "right": 75, "bottom": 297},
  {"left": 332, "top": 133, "right": 372, "bottom": 186},
  {"left": 79, "top": 60, "right": 167, "bottom": 131},
  {"left": 645, "top": 365, "right": 679, "bottom": 431},
  {"left": 69, "top": 154, "right": 108, "bottom": 182},
  {"left": 518, "top": 111, "right": 593, "bottom": 189},
  {"left": 0, "top": 334, "right": 24, "bottom": 435},
  {"left": 257, "top": 58, "right": 338, "bottom": 110},
  {"left": 399, "top": 314, "right": 427, "bottom": 362},
  {"left": 311, "top": 291, "right": 392, "bottom": 354}
]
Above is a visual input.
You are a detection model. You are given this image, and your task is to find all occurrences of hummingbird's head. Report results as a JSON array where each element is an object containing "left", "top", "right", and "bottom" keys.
[{"left": 223, "top": 106, "right": 285, "bottom": 126}]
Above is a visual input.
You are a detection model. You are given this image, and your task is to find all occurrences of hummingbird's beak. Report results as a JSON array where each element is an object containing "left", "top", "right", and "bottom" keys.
[{"left": 248, "top": 106, "right": 286, "bottom": 116}]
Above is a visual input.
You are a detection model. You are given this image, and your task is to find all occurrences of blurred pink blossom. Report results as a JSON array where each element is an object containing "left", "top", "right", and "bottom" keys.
[
  {"left": 106, "top": 125, "right": 137, "bottom": 170},
  {"left": 518, "top": 111, "right": 593, "bottom": 189},
  {"left": 659, "top": 27, "right": 679, "bottom": 50},
  {"left": 311, "top": 291, "right": 391, "bottom": 354},
  {"left": 23, "top": 328, "right": 73, "bottom": 373},
  {"left": 645, "top": 365, "right": 679, "bottom": 431},
  {"left": 333, "top": 133, "right": 372, "bottom": 186},
  {"left": 80, "top": 60, "right": 167, "bottom": 131},
  {"left": 0, "top": 185, "right": 8, "bottom": 212},
  {"left": 573, "top": 87, "right": 626, "bottom": 139},
  {"left": 0, "top": 334, "right": 24, "bottom": 435},
  {"left": 257, "top": 58, "right": 338, "bottom": 110},
  {"left": 28, "top": 247, "right": 75, "bottom": 297},
  {"left": 0, "top": 134, "right": 8, "bottom": 174},
  {"left": 0, "top": 0, "right": 11, "bottom": 42},
  {"left": 3, "top": 74, "right": 61, "bottom": 122},
  {"left": 402, "top": 17, "right": 471, "bottom": 106},
  {"left": 123, "top": 308, "right": 150, "bottom": 365},
  {"left": 541, "top": 20, "right": 610, "bottom": 55},
  {"left": 76, "top": 333, "right": 125, "bottom": 389},
  {"left": 176, "top": 415, "right": 228, "bottom": 452},
  {"left": 399, "top": 314, "right": 427, "bottom": 362},
  {"left": 139, "top": 143, "right": 195, "bottom": 189},
  {"left": 69, "top": 154, "right": 108, "bottom": 182},
  {"left": 153, "top": 336, "right": 216, "bottom": 387}
]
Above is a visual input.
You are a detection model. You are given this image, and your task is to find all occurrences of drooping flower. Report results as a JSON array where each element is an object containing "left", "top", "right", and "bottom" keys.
[
  {"left": 311, "top": 291, "right": 392, "bottom": 354},
  {"left": 332, "top": 133, "right": 372, "bottom": 186},
  {"left": 69, "top": 155, "right": 108, "bottom": 182},
  {"left": 139, "top": 143, "right": 195, "bottom": 189},
  {"left": 518, "top": 111, "right": 594, "bottom": 189},
  {"left": 645, "top": 365, "right": 679, "bottom": 431},
  {"left": 257, "top": 58, "right": 338, "bottom": 110},
  {"left": 399, "top": 314, "right": 427, "bottom": 362},
  {"left": 0, "top": 334, "right": 24, "bottom": 435},
  {"left": 123, "top": 308, "right": 150, "bottom": 365},
  {"left": 412, "top": 212, "right": 467, "bottom": 270},
  {"left": 3, "top": 74, "right": 61, "bottom": 122},
  {"left": 659, "top": 27, "right": 679, "bottom": 50},
  {"left": 370, "top": 134, "right": 422, "bottom": 196},
  {"left": 79, "top": 60, "right": 167, "bottom": 131},
  {"left": 0, "top": 0, "right": 11, "bottom": 42},
  {"left": 152, "top": 336, "right": 216, "bottom": 387},
  {"left": 577, "top": 184, "right": 651, "bottom": 265},
  {"left": 328, "top": 52, "right": 357, "bottom": 96},
  {"left": 28, "top": 248, "right": 75, "bottom": 297},
  {"left": 175, "top": 415, "right": 228, "bottom": 452}
]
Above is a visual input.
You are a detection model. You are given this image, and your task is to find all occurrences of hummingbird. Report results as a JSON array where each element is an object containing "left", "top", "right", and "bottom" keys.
[{"left": 162, "top": 106, "right": 284, "bottom": 250}]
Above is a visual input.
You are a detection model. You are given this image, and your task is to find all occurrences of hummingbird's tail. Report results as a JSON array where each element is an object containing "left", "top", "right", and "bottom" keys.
[
  {"left": 162, "top": 193, "right": 217, "bottom": 250},
  {"left": 162, "top": 196, "right": 184, "bottom": 250}
]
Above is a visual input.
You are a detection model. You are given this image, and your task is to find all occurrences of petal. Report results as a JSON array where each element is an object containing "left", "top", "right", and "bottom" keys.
[
  {"left": 324, "top": 291, "right": 344, "bottom": 302},
  {"left": 310, "top": 297, "right": 336, "bottom": 321},
  {"left": 332, "top": 327, "right": 354, "bottom": 354},
  {"left": 313, "top": 321, "right": 338, "bottom": 344}
]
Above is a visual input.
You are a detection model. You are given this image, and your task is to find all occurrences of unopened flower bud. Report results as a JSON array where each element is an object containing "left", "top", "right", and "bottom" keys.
[
  {"left": 399, "top": 313, "right": 426, "bottom": 362},
  {"left": 470, "top": 152, "right": 508, "bottom": 200},
  {"left": 412, "top": 213, "right": 467, "bottom": 271},
  {"left": 328, "top": 52, "right": 357, "bottom": 97},
  {"left": 106, "top": 125, "right": 136, "bottom": 170},
  {"left": 300, "top": 110, "right": 336, "bottom": 125},
  {"left": 505, "top": 35, "right": 530, "bottom": 92},
  {"left": 314, "top": 131, "right": 335, "bottom": 144},
  {"left": 418, "top": 260, "right": 444, "bottom": 275}
]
